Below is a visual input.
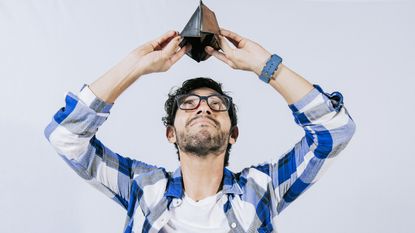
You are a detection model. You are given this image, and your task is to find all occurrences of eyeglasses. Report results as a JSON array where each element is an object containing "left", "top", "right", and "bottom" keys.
[{"left": 175, "top": 94, "right": 232, "bottom": 112}]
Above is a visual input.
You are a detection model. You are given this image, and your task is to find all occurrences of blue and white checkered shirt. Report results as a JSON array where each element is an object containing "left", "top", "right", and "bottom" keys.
[{"left": 44, "top": 84, "right": 355, "bottom": 233}]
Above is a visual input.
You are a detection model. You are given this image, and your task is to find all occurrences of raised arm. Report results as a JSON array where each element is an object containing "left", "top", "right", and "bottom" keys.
[
  {"left": 206, "top": 28, "right": 313, "bottom": 105},
  {"left": 44, "top": 31, "right": 190, "bottom": 209},
  {"left": 206, "top": 28, "right": 356, "bottom": 215},
  {"left": 90, "top": 30, "right": 190, "bottom": 103}
]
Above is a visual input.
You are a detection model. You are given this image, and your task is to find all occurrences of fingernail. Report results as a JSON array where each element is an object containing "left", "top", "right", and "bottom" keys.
[{"left": 205, "top": 46, "right": 213, "bottom": 53}]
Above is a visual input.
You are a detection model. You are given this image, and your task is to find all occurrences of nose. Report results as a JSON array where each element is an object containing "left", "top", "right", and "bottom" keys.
[{"left": 196, "top": 99, "right": 212, "bottom": 115}]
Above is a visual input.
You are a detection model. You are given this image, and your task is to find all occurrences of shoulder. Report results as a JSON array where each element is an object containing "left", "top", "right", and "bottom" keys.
[
  {"left": 133, "top": 167, "right": 171, "bottom": 209},
  {"left": 236, "top": 164, "right": 273, "bottom": 194}
]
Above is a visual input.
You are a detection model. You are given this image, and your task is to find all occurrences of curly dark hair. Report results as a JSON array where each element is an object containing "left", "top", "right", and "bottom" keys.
[{"left": 162, "top": 77, "right": 238, "bottom": 167}]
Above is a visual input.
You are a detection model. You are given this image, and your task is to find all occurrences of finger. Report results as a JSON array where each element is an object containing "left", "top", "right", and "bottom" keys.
[
  {"left": 205, "top": 46, "right": 235, "bottom": 68},
  {"left": 158, "top": 36, "right": 176, "bottom": 49},
  {"left": 218, "top": 35, "right": 232, "bottom": 53},
  {"left": 169, "top": 44, "right": 191, "bottom": 65},
  {"left": 162, "top": 35, "right": 181, "bottom": 57},
  {"left": 220, "top": 28, "right": 244, "bottom": 47},
  {"left": 139, "top": 31, "right": 177, "bottom": 54},
  {"left": 150, "top": 30, "right": 178, "bottom": 50},
  {"left": 220, "top": 28, "right": 243, "bottom": 42}
]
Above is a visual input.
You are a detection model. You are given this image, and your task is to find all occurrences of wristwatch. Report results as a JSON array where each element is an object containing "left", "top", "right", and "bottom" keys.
[{"left": 258, "top": 54, "right": 283, "bottom": 83}]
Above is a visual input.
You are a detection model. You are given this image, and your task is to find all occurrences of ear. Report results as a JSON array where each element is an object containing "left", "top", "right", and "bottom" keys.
[
  {"left": 229, "top": 126, "right": 239, "bottom": 145},
  {"left": 166, "top": 125, "right": 177, "bottom": 144}
]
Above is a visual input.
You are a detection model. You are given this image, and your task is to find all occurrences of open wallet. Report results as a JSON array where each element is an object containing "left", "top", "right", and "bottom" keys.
[{"left": 179, "top": 1, "right": 221, "bottom": 62}]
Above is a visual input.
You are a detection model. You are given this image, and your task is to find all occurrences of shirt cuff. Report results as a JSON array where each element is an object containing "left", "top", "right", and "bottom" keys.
[
  {"left": 77, "top": 84, "right": 113, "bottom": 113},
  {"left": 288, "top": 84, "right": 345, "bottom": 125}
]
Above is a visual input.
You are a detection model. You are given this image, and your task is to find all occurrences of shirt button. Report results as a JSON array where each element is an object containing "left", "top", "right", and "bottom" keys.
[
  {"left": 231, "top": 222, "right": 237, "bottom": 228},
  {"left": 173, "top": 199, "right": 182, "bottom": 207}
]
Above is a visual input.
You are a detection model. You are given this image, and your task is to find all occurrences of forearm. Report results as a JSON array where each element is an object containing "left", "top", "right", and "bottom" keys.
[
  {"left": 268, "top": 64, "right": 314, "bottom": 105},
  {"left": 90, "top": 52, "right": 143, "bottom": 104},
  {"left": 89, "top": 31, "right": 185, "bottom": 104},
  {"left": 208, "top": 28, "right": 314, "bottom": 103}
]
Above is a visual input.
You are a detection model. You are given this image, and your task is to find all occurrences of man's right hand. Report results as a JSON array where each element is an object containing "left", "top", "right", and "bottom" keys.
[
  {"left": 133, "top": 30, "right": 191, "bottom": 76},
  {"left": 90, "top": 30, "right": 190, "bottom": 104}
]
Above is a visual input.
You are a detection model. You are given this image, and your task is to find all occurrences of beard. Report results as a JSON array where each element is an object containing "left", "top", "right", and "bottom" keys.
[{"left": 175, "top": 121, "right": 229, "bottom": 157}]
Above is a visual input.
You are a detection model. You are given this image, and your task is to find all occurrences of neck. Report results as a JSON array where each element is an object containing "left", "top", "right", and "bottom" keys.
[{"left": 180, "top": 151, "right": 225, "bottom": 201}]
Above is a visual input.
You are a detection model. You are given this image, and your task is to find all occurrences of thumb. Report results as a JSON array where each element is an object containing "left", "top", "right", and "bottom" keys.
[
  {"left": 218, "top": 35, "right": 232, "bottom": 54},
  {"left": 162, "top": 36, "right": 181, "bottom": 57}
]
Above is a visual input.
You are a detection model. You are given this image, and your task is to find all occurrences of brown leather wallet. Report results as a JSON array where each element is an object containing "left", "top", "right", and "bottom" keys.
[{"left": 179, "top": 1, "right": 221, "bottom": 62}]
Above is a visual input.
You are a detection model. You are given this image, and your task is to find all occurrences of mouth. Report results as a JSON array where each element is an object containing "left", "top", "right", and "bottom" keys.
[
  {"left": 191, "top": 119, "right": 214, "bottom": 126},
  {"left": 187, "top": 116, "right": 218, "bottom": 127}
]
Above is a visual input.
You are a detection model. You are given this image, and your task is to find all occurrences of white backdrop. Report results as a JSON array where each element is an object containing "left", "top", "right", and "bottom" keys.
[{"left": 1, "top": 0, "right": 414, "bottom": 232}]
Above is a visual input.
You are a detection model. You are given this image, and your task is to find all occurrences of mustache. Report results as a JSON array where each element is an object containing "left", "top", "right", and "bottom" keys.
[{"left": 186, "top": 115, "right": 219, "bottom": 127}]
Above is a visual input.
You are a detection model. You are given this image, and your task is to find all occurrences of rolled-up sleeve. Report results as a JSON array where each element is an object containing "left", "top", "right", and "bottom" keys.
[
  {"left": 44, "top": 85, "right": 157, "bottom": 209},
  {"left": 273, "top": 84, "right": 356, "bottom": 213},
  {"left": 245, "top": 84, "right": 356, "bottom": 216}
]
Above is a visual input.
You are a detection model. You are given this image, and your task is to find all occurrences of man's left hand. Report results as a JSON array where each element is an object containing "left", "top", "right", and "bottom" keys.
[{"left": 205, "top": 28, "right": 271, "bottom": 76}]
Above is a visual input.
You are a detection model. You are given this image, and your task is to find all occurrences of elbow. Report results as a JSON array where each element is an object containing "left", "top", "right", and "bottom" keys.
[
  {"left": 345, "top": 117, "right": 356, "bottom": 143},
  {"left": 44, "top": 120, "right": 56, "bottom": 142},
  {"left": 338, "top": 109, "right": 357, "bottom": 145},
  {"left": 329, "top": 117, "right": 356, "bottom": 158},
  {"left": 312, "top": 114, "right": 356, "bottom": 159},
  {"left": 44, "top": 120, "right": 91, "bottom": 161}
]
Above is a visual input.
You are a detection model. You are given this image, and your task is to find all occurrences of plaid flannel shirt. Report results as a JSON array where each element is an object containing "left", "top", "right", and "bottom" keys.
[{"left": 44, "top": 83, "right": 355, "bottom": 233}]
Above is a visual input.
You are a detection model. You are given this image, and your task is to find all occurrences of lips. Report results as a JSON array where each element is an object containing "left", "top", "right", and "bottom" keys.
[
  {"left": 187, "top": 116, "right": 218, "bottom": 127},
  {"left": 192, "top": 119, "right": 214, "bottom": 126}
]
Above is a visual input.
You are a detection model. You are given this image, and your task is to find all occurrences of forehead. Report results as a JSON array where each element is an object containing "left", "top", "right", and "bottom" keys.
[{"left": 189, "top": 87, "right": 219, "bottom": 96}]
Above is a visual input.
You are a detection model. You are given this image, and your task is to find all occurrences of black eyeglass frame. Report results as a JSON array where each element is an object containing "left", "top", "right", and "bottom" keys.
[{"left": 174, "top": 93, "right": 233, "bottom": 112}]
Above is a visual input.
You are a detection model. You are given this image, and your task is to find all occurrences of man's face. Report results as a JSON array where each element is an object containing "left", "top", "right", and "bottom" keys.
[{"left": 167, "top": 87, "right": 237, "bottom": 157}]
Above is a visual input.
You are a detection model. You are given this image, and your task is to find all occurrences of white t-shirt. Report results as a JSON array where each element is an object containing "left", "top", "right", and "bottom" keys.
[{"left": 161, "top": 191, "right": 230, "bottom": 233}]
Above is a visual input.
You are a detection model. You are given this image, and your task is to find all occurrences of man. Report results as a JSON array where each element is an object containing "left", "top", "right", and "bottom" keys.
[{"left": 45, "top": 29, "right": 356, "bottom": 233}]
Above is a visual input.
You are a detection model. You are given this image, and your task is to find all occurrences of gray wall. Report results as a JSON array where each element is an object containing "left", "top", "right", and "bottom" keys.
[{"left": 1, "top": 0, "right": 414, "bottom": 232}]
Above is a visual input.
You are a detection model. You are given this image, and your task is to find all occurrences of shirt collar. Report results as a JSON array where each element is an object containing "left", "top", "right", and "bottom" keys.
[
  {"left": 164, "top": 167, "right": 184, "bottom": 199},
  {"left": 222, "top": 167, "right": 243, "bottom": 195},
  {"left": 164, "top": 167, "right": 243, "bottom": 199}
]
